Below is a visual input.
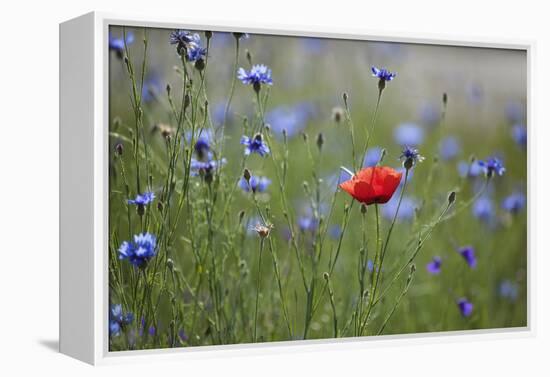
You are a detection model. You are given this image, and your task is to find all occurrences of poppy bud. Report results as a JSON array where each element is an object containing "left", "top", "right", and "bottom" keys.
[
  {"left": 316, "top": 133, "right": 324, "bottom": 150},
  {"left": 115, "top": 142, "right": 124, "bottom": 156},
  {"left": 448, "top": 191, "right": 456, "bottom": 205}
]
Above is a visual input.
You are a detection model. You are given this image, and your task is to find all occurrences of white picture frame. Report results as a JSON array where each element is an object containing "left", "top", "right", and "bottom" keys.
[{"left": 59, "top": 11, "right": 535, "bottom": 365}]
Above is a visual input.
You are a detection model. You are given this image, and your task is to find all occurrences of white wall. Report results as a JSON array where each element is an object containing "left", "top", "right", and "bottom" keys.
[{"left": 1, "top": 0, "right": 548, "bottom": 375}]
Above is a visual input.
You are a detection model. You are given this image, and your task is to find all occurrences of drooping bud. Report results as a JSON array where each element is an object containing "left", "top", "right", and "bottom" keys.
[{"left": 115, "top": 142, "right": 124, "bottom": 156}]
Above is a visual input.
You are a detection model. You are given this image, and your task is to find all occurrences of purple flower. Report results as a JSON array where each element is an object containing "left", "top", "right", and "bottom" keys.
[
  {"left": 439, "top": 136, "right": 461, "bottom": 161},
  {"left": 363, "top": 147, "right": 383, "bottom": 167},
  {"left": 511, "top": 124, "right": 527, "bottom": 148},
  {"left": 457, "top": 298, "right": 474, "bottom": 317},
  {"left": 109, "top": 304, "right": 134, "bottom": 337},
  {"left": 371, "top": 66, "right": 396, "bottom": 82},
  {"left": 266, "top": 102, "right": 315, "bottom": 139},
  {"left": 109, "top": 32, "right": 134, "bottom": 57},
  {"left": 128, "top": 192, "right": 155, "bottom": 206},
  {"left": 426, "top": 256, "right": 442, "bottom": 275},
  {"left": 458, "top": 246, "right": 477, "bottom": 268},
  {"left": 328, "top": 225, "right": 342, "bottom": 239},
  {"left": 118, "top": 233, "right": 158, "bottom": 267},
  {"left": 239, "top": 176, "right": 271, "bottom": 193},
  {"left": 478, "top": 157, "right": 505, "bottom": 177},
  {"left": 241, "top": 134, "right": 270, "bottom": 157},
  {"left": 400, "top": 145, "right": 425, "bottom": 168},
  {"left": 505, "top": 101, "right": 525, "bottom": 123},
  {"left": 457, "top": 160, "right": 484, "bottom": 178},
  {"left": 472, "top": 196, "right": 494, "bottom": 223},
  {"left": 169, "top": 30, "right": 201, "bottom": 56},
  {"left": 298, "top": 216, "right": 319, "bottom": 233},
  {"left": 418, "top": 102, "right": 441, "bottom": 127},
  {"left": 237, "top": 64, "right": 273, "bottom": 90},
  {"left": 394, "top": 123, "right": 425, "bottom": 146},
  {"left": 499, "top": 280, "right": 519, "bottom": 301},
  {"left": 382, "top": 195, "right": 418, "bottom": 222},
  {"left": 190, "top": 157, "right": 226, "bottom": 177},
  {"left": 502, "top": 192, "right": 526, "bottom": 214}
]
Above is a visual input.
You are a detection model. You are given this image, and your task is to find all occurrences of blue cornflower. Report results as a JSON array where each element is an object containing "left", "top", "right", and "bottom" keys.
[
  {"left": 499, "top": 280, "right": 519, "bottom": 302},
  {"left": 472, "top": 196, "right": 494, "bottom": 223},
  {"left": 239, "top": 175, "right": 271, "bottom": 193},
  {"left": 478, "top": 157, "right": 505, "bottom": 177},
  {"left": 418, "top": 102, "right": 441, "bottom": 127},
  {"left": 511, "top": 124, "right": 527, "bottom": 148},
  {"left": 502, "top": 192, "right": 526, "bottom": 214},
  {"left": 371, "top": 66, "right": 396, "bottom": 82},
  {"left": 109, "top": 32, "right": 134, "bottom": 57},
  {"left": 266, "top": 103, "right": 314, "bottom": 139},
  {"left": 328, "top": 225, "right": 342, "bottom": 240},
  {"left": 382, "top": 195, "right": 417, "bottom": 222},
  {"left": 457, "top": 298, "right": 474, "bottom": 317},
  {"left": 109, "top": 304, "right": 134, "bottom": 337},
  {"left": 186, "top": 42, "right": 207, "bottom": 62},
  {"left": 141, "top": 73, "right": 163, "bottom": 103},
  {"left": 237, "top": 64, "right": 273, "bottom": 91},
  {"left": 128, "top": 192, "right": 155, "bottom": 206},
  {"left": 298, "top": 216, "right": 319, "bottom": 233},
  {"left": 394, "top": 123, "right": 425, "bottom": 146},
  {"left": 439, "top": 136, "right": 461, "bottom": 161},
  {"left": 458, "top": 246, "right": 477, "bottom": 269},
  {"left": 241, "top": 134, "right": 270, "bottom": 157},
  {"left": 426, "top": 256, "right": 442, "bottom": 275},
  {"left": 118, "top": 233, "right": 157, "bottom": 267},
  {"left": 505, "top": 101, "right": 525, "bottom": 123},
  {"left": 457, "top": 160, "right": 484, "bottom": 178},
  {"left": 169, "top": 30, "right": 201, "bottom": 56},
  {"left": 190, "top": 130, "right": 214, "bottom": 160},
  {"left": 190, "top": 157, "right": 226, "bottom": 178},
  {"left": 363, "top": 147, "right": 383, "bottom": 167},
  {"left": 400, "top": 146, "right": 425, "bottom": 169}
]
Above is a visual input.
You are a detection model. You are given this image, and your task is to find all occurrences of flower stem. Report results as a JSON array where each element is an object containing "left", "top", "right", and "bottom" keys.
[{"left": 253, "top": 238, "right": 265, "bottom": 342}]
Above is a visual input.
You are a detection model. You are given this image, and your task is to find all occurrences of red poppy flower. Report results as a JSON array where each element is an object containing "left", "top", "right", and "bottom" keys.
[{"left": 339, "top": 166, "right": 402, "bottom": 205}]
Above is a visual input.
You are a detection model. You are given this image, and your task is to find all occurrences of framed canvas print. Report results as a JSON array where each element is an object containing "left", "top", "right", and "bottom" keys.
[{"left": 60, "top": 12, "right": 532, "bottom": 365}]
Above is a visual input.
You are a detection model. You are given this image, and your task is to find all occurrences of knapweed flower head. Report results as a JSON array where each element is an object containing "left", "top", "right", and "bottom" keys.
[
  {"left": 128, "top": 192, "right": 155, "bottom": 206},
  {"left": 237, "top": 64, "right": 273, "bottom": 91},
  {"left": 109, "top": 32, "right": 134, "bottom": 58},
  {"left": 426, "top": 256, "right": 442, "bottom": 275},
  {"left": 394, "top": 123, "right": 425, "bottom": 146},
  {"left": 439, "top": 136, "right": 461, "bottom": 161},
  {"left": 457, "top": 298, "right": 474, "bottom": 317},
  {"left": 118, "top": 232, "right": 157, "bottom": 268},
  {"left": 239, "top": 175, "right": 271, "bottom": 193},
  {"left": 339, "top": 166, "right": 403, "bottom": 205},
  {"left": 109, "top": 304, "right": 134, "bottom": 337},
  {"left": 400, "top": 146, "right": 425, "bottom": 170},
  {"left": 478, "top": 157, "right": 505, "bottom": 178},
  {"left": 502, "top": 192, "right": 526, "bottom": 214},
  {"left": 241, "top": 134, "right": 270, "bottom": 157},
  {"left": 458, "top": 246, "right": 477, "bottom": 269}
]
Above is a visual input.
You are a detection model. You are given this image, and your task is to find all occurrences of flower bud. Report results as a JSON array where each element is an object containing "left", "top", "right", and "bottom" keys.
[
  {"left": 448, "top": 191, "right": 456, "bottom": 205},
  {"left": 184, "top": 94, "right": 190, "bottom": 109},
  {"left": 323, "top": 272, "right": 330, "bottom": 281},
  {"left": 166, "top": 84, "right": 171, "bottom": 96},
  {"left": 205, "top": 30, "right": 212, "bottom": 40},
  {"left": 443, "top": 92, "right": 448, "bottom": 106},
  {"left": 238, "top": 210, "right": 245, "bottom": 223},
  {"left": 115, "top": 142, "right": 124, "bottom": 156},
  {"left": 194, "top": 58, "right": 205, "bottom": 71},
  {"left": 166, "top": 258, "right": 174, "bottom": 271},
  {"left": 316, "top": 133, "right": 324, "bottom": 150},
  {"left": 404, "top": 157, "right": 414, "bottom": 171},
  {"left": 246, "top": 50, "right": 252, "bottom": 65},
  {"left": 331, "top": 107, "right": 344, "bottom": 123}
]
